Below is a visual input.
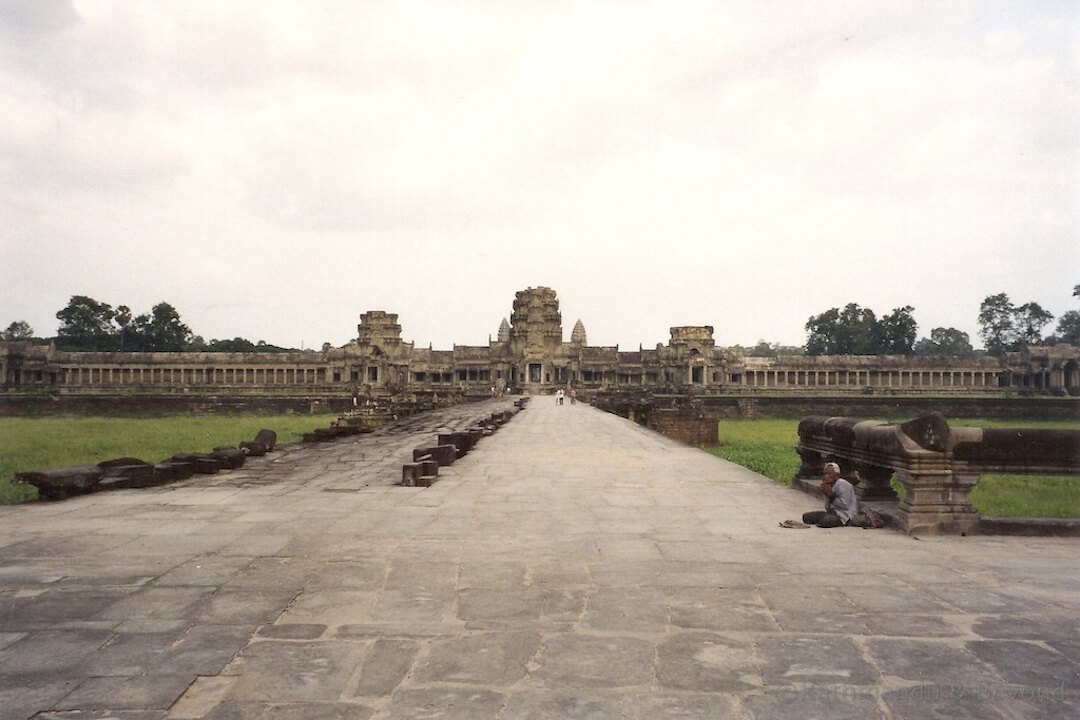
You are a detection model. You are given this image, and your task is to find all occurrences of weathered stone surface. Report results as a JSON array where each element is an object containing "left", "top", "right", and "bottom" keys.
[
  {"left": 226, "top": 641, "right": 366, "bottom": 702},
  {"left": 0, "top": 628, "right": 115, "bottom": 680},
  {"left": 150, "top": 624, "right": 258, "bottom": 676},
  {"left": 203, "top": 702, "right": 373, "bottom": 720},
  {"left": 253, "top": 428, "right": 277, "bottom": 450},
  {"left": 12, "top": 465, "right": 101, "bottom": 500},
  {"left": 154, "top": 458, "right": 195, "bottom": 482},
  {"left": 54, "top": 673, "right": 193, "bottom": 711},
  {"left": 438, "top": 431, "right": 478, "bottom": 455},
  {"left": 865, "top": 638, "right": 1001, "bottom": 685},
  {"left": 457, "top": 587, "right": 543, "bottom": 623},
  {"left": 501, "top": 692, "right": 622, "bottom": 720},
  {"left": 534, "top": 634, "right": 654, "bottom": 688},
  {"left": 212, "top": 446, "right": 246, "bottom": 469},
  {"left": 656, "top": 632, "right": 759, "bottom": 691},
  {"left": 97, "top": 457, "right": 158, "bottom": 490},
  {"left": 967, "top": 640, "right": 1080, "bottom": 689},
  {"left": 756, "top": 635, "right": 880, "bottom": 686},
  {"left": 2, "top": 398, "right": 1079, "bottom": 720},
  {"left": 413, "top": 444, "right": 456, "bottom": 465},
  {"left": 351, "top": 638, "right": 420, "bottom": 697},
  {"left": 380, "top": 689, "right": 504, "bottom": 720},
  {"left": 240, "top": 428, "right": 277, "bottom": 457},
  {"left": 399, "top": 462, "right": 421, "bottom": 487},
  {"left": 415, "top": 631, "right": 540, "bottom": 685}
]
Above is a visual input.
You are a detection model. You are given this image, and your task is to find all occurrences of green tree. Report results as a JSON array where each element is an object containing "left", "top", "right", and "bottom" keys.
[
  {"left": 56, "top": 295, "right": 116, "bottom": 350},
  {"left": 185, "top": 335, "right": 207, "bottom": 351},
  {"left": 2, "top": 320, "right": 35, "bottom": 340},
  {"left": 978, "top": 293, "right": 1018, "bottom": 355},
  {"left": 805, "top": 308, "right": 841, "bottom": 355},
  {"left": 1053, "top": 311, "right": 1080, "bottom": 345},
  {"left": 977, "top": 293, "right": 1054, "bottom": 355},
  {"left": 131, "top": 302, "right": 192, "bottom": 351},
  {"left": 205, "top": 337, "right": 259, "bottom": 352},
  {"left": 746, "top": 340, "right": 805, "bottom": 357},
  {"left": 914, "top": 327, "right": 974, "bottom": 356},
  {"left": 805, "top": 303, "right": 883, "bottom": 355},
  {"left": 876, "top": 305, "right": 917, "bottom": 355},
  {"left": 1014, "top": 302, "right": 1054, "bottom": 346},
  {"left": 114, "top": 305, "right": 132, "bottom": 351},
  {"left": 1052, "top": 287, "right": 1080, "bottom": 345}
]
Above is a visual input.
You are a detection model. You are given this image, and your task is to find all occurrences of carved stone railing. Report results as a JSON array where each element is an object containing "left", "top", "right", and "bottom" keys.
[{"left": 795, "top": 412, "right": 1080, "bottom": 535}]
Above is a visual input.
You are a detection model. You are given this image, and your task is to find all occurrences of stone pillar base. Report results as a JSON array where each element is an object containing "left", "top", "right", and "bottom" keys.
[
  {"left": 894, "top": 471, "right": 979, "bottom": 534},
  {"left": 895, "top": 505, "right": 980, "bottom": 535}
]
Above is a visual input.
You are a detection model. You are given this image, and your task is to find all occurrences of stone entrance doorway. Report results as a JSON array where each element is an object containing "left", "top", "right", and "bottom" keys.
[{"left": 528, "top": 363, "right": 541, "bottom": 383}]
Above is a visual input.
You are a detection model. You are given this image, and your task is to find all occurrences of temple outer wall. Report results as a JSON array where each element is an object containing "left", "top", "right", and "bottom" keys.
[{"left": 0, "top": 394, "right": 358, "bottom": 416}]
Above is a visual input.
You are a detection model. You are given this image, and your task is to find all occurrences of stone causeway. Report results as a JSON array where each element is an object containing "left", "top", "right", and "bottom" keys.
[{"left": 1, "top": 399, "right": 1077, "bottom": 719}]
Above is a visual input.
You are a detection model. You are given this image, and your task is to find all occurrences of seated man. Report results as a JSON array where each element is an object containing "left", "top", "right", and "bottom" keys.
[{"left": 803, "top": 462, "right": 865, "bottom": 528}]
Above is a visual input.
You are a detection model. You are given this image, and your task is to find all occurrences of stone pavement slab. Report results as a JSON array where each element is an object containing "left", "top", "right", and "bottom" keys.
[{"left": 1, "top": 398, "right": 1078, "bottom": 719}]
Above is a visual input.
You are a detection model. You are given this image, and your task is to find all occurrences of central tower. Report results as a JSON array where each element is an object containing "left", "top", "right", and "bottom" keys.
[{"left": 508, "top": 287, "right": 563, "bottom": 385}]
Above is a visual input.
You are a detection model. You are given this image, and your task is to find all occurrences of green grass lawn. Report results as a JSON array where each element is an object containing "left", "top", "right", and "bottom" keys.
[
  {"left": 0, "top": 414, "right": 336, "bottom": 504},
  {"left": 707, "top": 417, "right": 1080, "bottom": 518}
]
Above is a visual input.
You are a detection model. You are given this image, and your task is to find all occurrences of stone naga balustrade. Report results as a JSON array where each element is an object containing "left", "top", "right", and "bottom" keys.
[{"left": 794, "top": 411, "right": 1080, "bottom": 535}]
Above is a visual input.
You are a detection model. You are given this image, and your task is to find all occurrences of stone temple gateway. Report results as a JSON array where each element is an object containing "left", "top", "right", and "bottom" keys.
[{"left": 2, "top": 287, "right": 1079, "bottom": 400}]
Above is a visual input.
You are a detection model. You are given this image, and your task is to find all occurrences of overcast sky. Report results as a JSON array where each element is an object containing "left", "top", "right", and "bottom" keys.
[{"left": 2, "top": 1, "right": 1077, "bottom": 351}]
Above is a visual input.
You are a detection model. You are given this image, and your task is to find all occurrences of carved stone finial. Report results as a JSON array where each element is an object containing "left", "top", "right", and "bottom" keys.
[
  {"left": 899, "top": 411, "right": 951, "bottom": 452},
  {"left": 571, "top": 319, "right": 587, "bottom": 345}
]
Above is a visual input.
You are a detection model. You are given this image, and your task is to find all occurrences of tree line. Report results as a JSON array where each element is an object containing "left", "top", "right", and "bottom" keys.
[
  {"left": 3, "top": 288, "right": 1079, "bottom": 357},
  {"left": 1, "top": 295, "right": 308, "bottom": 353},
  {"left": 726, "top": 287, "right": 1077, "bottom": 357},
  {"left": 798, "top": 287, "right": 1079, "bottom": 357}
]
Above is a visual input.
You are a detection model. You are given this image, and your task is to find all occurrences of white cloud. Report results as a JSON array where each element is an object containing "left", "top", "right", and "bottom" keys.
[{"left": 0, "top": 1, "right": 1076, "bottom": 350}]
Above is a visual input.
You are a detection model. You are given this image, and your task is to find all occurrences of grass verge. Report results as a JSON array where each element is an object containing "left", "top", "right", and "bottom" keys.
[
  {"left": 706, "top": 417, "right": 1080, "bottom": 518},
  {"left": 0, "top": 414, "right": 336, "bottom": 504}
]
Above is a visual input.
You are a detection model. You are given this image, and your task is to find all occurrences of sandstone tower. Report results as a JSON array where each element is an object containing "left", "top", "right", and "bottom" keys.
[{"left": 508, "top": 287, "right": 563, "bottom": 384}]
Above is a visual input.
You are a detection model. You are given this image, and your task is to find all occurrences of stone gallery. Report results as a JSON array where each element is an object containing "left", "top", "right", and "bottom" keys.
[{"left": 2, "top": 287, "right": 1078, "bottom": 399}]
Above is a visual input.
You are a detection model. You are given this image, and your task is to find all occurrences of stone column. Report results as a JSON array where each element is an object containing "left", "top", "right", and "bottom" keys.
[{"left": 894, "top": 470, "right": 979, "bottom": 535}]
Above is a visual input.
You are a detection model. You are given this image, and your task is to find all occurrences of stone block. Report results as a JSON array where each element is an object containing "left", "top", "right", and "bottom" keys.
[
  {"left": 413, "top": 445, "right": 456, "bottom": 466},
  {"left": 172, "top": 453, "right": 223, "bottom": 474},
  {"left": 155, "top": 459, "right": 195, "bottom": 482},
  {"left": 401, "top": 459, "right": 439, "bottom": 488},
  {"left": 255, "top": 427, "right": 277, "bottom": 448},
  {"left": 401, "top": 463, "right": 421, "bottom": 487},
  {"left": 438, "top": 431, "right": 479, "bottom": 456},
  {"left": 13, "top": 465, "right": 102, "bottom": 500},
  {"left": 240, "top": 429, "right": 277, "bottom": 456},
  {"left": 212, "top": 447, "right": 246, "bottom": 470},
  {"left": 305, "top": 425, "right": 360, "bottom": 443},
  {"left": 97, "top": 457, "right": 157, "bottom": 489},
  {"left": 239, "top": 440, "right": 268, "bottom": 456}
]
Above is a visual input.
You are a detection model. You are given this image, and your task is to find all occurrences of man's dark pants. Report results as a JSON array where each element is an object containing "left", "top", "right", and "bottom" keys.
[{"left": 802, "top": 510, "right": 844, "bottom": 528}]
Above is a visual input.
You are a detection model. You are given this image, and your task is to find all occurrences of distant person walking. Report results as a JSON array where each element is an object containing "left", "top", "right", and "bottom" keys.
[{"left": 556, "top": 388, "right": 565, "bottom": 405}]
